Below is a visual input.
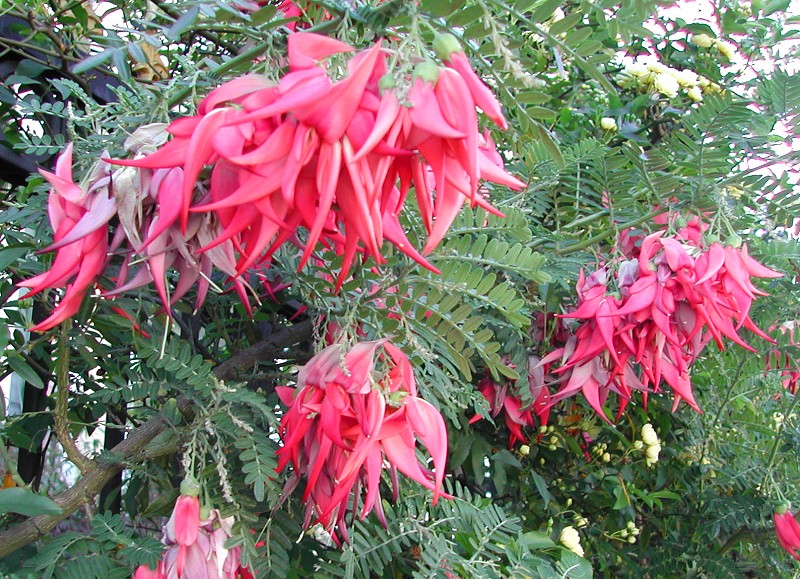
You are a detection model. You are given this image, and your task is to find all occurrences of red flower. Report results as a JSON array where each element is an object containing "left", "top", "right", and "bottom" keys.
[
  {"left": 774, "top": 509, "right": 800, "bottom": 560},
  {"left": 276, "top": 339, "right": 449, "bottom": 543},
  {"left": 540, "top": 213, "right": 780, "bottom": 420},
  {"left": 18, "top": 144, "right": 116, "bottom": 331}
]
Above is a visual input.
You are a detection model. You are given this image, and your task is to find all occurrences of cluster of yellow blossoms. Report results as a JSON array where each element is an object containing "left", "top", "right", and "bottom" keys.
[{"left": 615, "top": 59, "right": 721, "bottom": 102}]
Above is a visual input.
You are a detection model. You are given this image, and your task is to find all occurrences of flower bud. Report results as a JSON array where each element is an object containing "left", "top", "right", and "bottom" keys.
[
  {"left": 640, "top": 424, "right": 659, "bottom": 447},
  {"left": 433, "top": 32, "right": 462, "bottom": 61},
  {"left": 413, "top": 61, "right": 440, "bottom": 84},
  {"left": 654, "top": 73, "right": 679, "bottom": 98},
  {"left": 559, "top": 526, "right": 585, "bottom": 557},
  {"left": 691, "top": 33, "right": 715, "bottom": 48},
  {"left": 600, "top": 117, "right": 617, "bottom": 131},
  {"left": 519, "top": 444, "right": 531, "bottom": 456},
  {"left": 687, "top": 87, "right": 703, "bottom": 102},
  {"left": 715, "top": 39, "right": 736, "bottom": 60}
]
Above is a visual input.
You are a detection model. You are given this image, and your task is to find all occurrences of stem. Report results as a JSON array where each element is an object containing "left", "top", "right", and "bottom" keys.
[
  {"left": 761, "top": 390, "right": 800, "bottom": 489},
  {"left": 699, "top": 358, "right": 746, "bottom": 468},
  {"left": 698, "top": 357, "right": 747, "bottom": 498},
  {"left": 53, "top": 324, "right": 93, "bottom": 473},
  {"left": 552, "top": 208, "right": 664, "bottom": 255}
]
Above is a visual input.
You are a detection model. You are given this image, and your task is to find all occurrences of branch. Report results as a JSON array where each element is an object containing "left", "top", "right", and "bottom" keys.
[
  {"left": 213, "top": 319, "right": 313, "bottom": 382},
  {"left": 53, "top": 324, "right": 92, "bottom": 473},
  {"left": 0, "top": 320, "right": 314, "bottom": 560}
]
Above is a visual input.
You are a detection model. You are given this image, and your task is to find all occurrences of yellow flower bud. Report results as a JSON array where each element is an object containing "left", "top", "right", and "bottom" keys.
[
  {"left": 560, "top": 526, "right": 585, "bottom": 557},
  {"left": 715, "top": 40, "right": 736, "bottom": 60},
  {"left": 600, "top": 117, "right": 617, "bottom": 131},
  {"left": 654, "top": 73, "right": 680, "bottom": 98},
  {"left": 691, "top": 33, "right": 714, "bottom": 48},
  {"left": 687, "top": 86, "right": 703, "bottom": 102},
  {"left": 641, "top": 424, "right": 659, "bottom": 447}
]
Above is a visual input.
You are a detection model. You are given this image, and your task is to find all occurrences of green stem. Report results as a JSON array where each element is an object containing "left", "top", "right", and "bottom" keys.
[
  {"left": 762, "top": 390, "right": 800, "bottom": 490},
  {"left": 552, "top": 208, "right": 663, "bottom": 255},
  {"left": 698, "top": 357, "right": 746, "bottom": 494},
  {"left": 54, "top": 324, "right": 93, "bottom": 472}
]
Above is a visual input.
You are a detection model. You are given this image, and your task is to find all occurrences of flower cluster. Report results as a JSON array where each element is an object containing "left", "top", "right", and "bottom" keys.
[
  {"left": 640, "top": 423, "right": 661, "bottom": 467},
  {"left": 774, "top": 507, "right": 800, "bottom": 560},
  {"left": 615, "top": 59, "right": 720, "bottom": 102},
  {"left": 133, "top": 491, "right": 252, "bottom": 579},
  {"left": 539, "top": 213, "right": 780, "bottom": 420},
  {"left": 276, "top": 339, "right": 448, "bottom": 543},
  {"left": 690, "top": 33, "right": 737, "bottom": 60},
  {"left": 470, "top": 355, "right": 550, "bottom": 448},
  {"left": 21, "top": 32, "right": 522, "bottom": 331}
]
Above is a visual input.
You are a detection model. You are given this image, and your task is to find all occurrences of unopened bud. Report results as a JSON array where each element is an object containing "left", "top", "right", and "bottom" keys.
[
  {"left": 413, "top": 61, "right": 440, "bottom": 83},
  {"left": 180, "top": 475, "right": 201, "bottom": 497},
  {"left": 433, "top": 32, "right": 462, "bottom": 60}
]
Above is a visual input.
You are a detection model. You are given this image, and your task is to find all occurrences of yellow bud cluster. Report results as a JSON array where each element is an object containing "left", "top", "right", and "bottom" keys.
[
  {"left": 639, "top": 423, "right": 661, "bottom": 467},
  {"left": 615, "top": 58, "right": 721, "bottom": 102},
  {"left": 691, "top": 33, "right": 738, "bottom": 60}
]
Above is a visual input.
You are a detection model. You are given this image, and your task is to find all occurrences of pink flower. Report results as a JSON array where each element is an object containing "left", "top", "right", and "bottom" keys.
[
  {"left": 28, "top": 33, "right": 524, "bottom": 329},
  {"left": 774, "top": 509, "right": 800, "bottom": 560},
  {"left": 18, "top": 144, "right": 116, "bottom": 331},
  {"left": 133, "top": 563, "right": 165, "bottom": 579},
  {"left": 540, "top": 212, "right": 779, "bottom": 420},
  {"left": 276, "top": 339, "right": 449, "bottom": 543},
  {"left": 168, "top": 495, "right": 200, "bottom": 546},
  {"left": 145, "top": 500, "right": 251, "bottom": 579}
]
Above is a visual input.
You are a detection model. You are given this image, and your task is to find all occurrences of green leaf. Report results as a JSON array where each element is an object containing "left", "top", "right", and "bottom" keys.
[
  {"left": 0, "top": 488, "right": 62, "bottom": 516},
  {"left": 530, "top": 471, "right": 552, "bottom": 507},
  {"left": 523, "top": 530, "right": 556, "bottom": 549},
  {"left": 558, "top": 549, "right": 593, "bottom": 578},
  {"left": 166, "top": 7, "right": 201, "bottom": 41},
  {"left": 548, "top": 13, "right": 583, "bottom": 36},
  {"left": 526, "top": 105, "right": 558, "bottom": 120},
  {"left": 531, "top": 0, "right": 563, "bottom": 23},
  {"left": 71, "top": 50, "right": 114, "bottom": 75},
  {"left": 0, "top": 245, "right": 30, "bottom": 271},
  {"left": 7, "top": 354, "right": 44, "bottom": 389}
]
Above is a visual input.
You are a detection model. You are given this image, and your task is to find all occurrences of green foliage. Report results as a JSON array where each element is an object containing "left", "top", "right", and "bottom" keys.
[{"left": 1, "top": 0, "right": 800, "bottom": 577}]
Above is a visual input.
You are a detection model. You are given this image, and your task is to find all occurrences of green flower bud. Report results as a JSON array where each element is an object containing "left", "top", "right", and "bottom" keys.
[
  {"left": 180, "top": 475, "right": 201, "bottom": 497},
  {"left": 725, "top": 233, "right": 742, "bottom": 248},
  {"left": 413, "top": 61, "right": 440, "bottom": 84},
  {"left": 432, "top": 32, "right": 462, "bottom": 60}
]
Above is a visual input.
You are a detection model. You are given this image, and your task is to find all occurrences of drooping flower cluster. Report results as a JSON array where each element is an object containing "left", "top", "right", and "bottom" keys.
[
  {"left": 133, "top": 490, "right": 252, "bottom": 579},
  {"left": 470, "top": 356, "right": 550, "bottom": 448},
  {"left": 774, "top": 507, "right": 800, "bottom": 560},
  {"left": 616, "top": 58, "right": 720, "bottom": 102},
  {"left": 276, "top": 339, "right": 448, "bottom": 543},
  {"left": 21, "top": 32, "right": 523, "bottom": 331},
  {"left": 539, "top": 213, "right": 781, "bottom": 420}
]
